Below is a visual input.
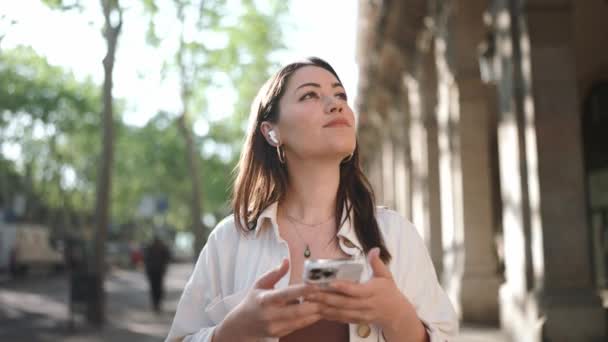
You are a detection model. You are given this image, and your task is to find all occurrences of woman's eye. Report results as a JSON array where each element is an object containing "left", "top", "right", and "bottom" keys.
[
  {"left": 336, "top": 92, "right": 348, "bottom": 101},
  {"left": 300, "top": 91, "right": 318, "bottom": 101}
]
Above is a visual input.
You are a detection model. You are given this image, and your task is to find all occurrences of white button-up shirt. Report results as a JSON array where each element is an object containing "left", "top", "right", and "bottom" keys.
[{"left": 166, "top": 203, "right": 458, "bottom": 341}]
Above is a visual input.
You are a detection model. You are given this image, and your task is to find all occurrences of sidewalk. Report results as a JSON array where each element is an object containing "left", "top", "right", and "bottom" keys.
[
  {"left": 1, "top": 263, "right": 511, "bottom": 341},
  {"left": 0, "top": 263, "right": 193, "bottom": 342},
  {"left": 455, "top": 323, "right": 511, "bottom": 342}
]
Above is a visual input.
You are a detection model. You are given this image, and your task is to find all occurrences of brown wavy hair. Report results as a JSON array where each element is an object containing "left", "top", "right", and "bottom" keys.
[{"left": 231, "top": 57, "right": 391, "bottom": 263}]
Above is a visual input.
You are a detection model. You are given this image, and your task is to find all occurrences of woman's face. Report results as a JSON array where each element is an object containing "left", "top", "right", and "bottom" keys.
[{"left": 266, "top": 66, "right": 356, "bottom": 163}]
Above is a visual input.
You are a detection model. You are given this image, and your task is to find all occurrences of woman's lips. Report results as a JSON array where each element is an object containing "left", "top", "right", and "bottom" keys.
[{"left": 323, "top": 118, "right": 351, "bottom": 127}]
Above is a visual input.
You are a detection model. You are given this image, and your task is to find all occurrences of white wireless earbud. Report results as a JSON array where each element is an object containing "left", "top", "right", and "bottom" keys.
[{"left": 268, "top": 130, "right": 279, "bottom": 145}]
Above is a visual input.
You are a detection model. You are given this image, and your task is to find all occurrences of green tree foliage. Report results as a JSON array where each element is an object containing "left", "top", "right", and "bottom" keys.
[
  {"left": 0, "top": 46, "right": 101, "bottom": 224},
  {"left": 140, "top": 0, "right": 288, "bottom": 244},
  {"left": 112, "top": 111, "right": 233, "bottom": 230},
  {"left": 143, "top": 0, "right": 287, "bottom": 149},
  {"left": 2, "top": 1, "right": 288, "bottom": 242}
]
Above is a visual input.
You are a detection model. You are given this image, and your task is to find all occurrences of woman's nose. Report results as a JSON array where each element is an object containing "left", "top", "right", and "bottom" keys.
[{"left": 324, "top": 96, "right": 343, "bottom": 113}]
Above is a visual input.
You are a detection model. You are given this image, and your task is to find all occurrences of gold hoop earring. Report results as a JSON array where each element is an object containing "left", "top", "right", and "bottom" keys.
[
  {"left": 276, "top": 145, "right": 286, "bottom": 164},
  {"left": 341, "top": 153, "right": 353, "bottom": 164}
]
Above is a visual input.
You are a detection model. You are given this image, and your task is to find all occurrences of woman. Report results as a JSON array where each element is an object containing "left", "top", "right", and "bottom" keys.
[{"left": 166, "top": 57, "right": 458, "bottom": 342}]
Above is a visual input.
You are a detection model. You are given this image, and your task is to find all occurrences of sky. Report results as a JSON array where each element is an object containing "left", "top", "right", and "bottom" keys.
[{"left": 0, "top": 0, "right": 360, "bottom": 133}]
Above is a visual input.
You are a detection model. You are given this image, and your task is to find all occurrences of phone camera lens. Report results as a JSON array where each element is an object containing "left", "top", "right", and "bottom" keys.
[
  {"left": 309, "top": 268, "right": 322, "bottom": 280},
  {"left": 322, "top": 269, "right": 336, "bottom": 278}
]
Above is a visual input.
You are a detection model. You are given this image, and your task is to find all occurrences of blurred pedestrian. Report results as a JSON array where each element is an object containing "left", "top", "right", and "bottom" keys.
[{"left": 143, "top": 236, "right": 171, "bottom": 313}]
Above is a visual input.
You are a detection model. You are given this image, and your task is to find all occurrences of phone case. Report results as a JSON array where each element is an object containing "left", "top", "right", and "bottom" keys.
[{"left": 302, "top": 258, "right": 364, "bottom": 286}]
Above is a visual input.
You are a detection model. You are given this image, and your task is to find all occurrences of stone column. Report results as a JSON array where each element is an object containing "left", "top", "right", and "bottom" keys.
[
  {"left": 495, "top": 0, "right": 606, "bottom": 340},
  {"left": 382, "top": 119, "right": 396, "bottom": 209},
  {"left": 456, "top": 76, "right": 502, "bottom": 324},
  {"left": 424, "top": 52, "right": 446, "bottom": 275},
  {"left": 393, "top": 94, "right": 413, "bottom": 219},
  {"left": 406, "top": 73, "right": 431, "bottom": 242},
  {"left": 529, "top": 0, "right": 603, "bottom": 340},
  {"left": 423, "top": 51, "right": 444, "bottom": 276},
  {"left": 435, "top": 30, "right": 465, "bottom": 317},
  {"left": 447, "top": 0, "right": 503, "bottom": 323},
  {"left": 406, "top": 48, "right": 444, "bottom": 275},
  {"left": 359, "top": 109, "right": 384, "bottom": 201},
  {"left": 492, "top": 1, "right": 537, "bottom": 339}
]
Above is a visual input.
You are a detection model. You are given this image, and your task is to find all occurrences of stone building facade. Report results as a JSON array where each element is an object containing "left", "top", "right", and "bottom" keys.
[{"left": 355, "top": 0, "right": 608, "bottom": 341}]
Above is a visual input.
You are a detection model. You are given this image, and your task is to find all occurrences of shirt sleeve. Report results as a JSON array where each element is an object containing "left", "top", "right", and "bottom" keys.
[
  {"left": 165, "top": 229, "right": 223, "bottom": 342},
  {"left": 391, "top": 212, "right": 459, "bottom": 341}
]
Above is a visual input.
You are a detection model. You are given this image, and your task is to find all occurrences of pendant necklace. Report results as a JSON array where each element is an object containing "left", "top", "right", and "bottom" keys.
[{"left": 285, "top": 213, "right": 336, "bottom": 258}]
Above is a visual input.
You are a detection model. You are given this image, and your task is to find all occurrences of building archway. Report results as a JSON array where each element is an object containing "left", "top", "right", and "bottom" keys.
[{"left": 582, "top": 81, "right": 608, "bottom": 295}]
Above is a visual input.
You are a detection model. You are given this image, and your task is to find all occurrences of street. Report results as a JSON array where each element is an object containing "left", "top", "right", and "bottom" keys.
[
  {"left": 0, "top": 263, "right": 193, "bottom": 342},
  {"left": 0, "top": 264, "right": 509, "bottom": 341}
]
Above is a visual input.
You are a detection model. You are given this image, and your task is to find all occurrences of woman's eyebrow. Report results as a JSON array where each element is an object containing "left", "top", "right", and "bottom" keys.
[{"left": 294, "top": 82, "right": 345, "bottom": 93}]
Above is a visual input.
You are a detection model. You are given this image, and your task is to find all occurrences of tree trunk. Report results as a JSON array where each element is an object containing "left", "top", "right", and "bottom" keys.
[
  {"left": 89, "top": 0, "right": 121, "bottom": 326},
  {"left": 177, "top": 114, "right": 205, "bottom": 255},
  {"left": 175, "top": 7, "right": 206, "bottom": 255}
]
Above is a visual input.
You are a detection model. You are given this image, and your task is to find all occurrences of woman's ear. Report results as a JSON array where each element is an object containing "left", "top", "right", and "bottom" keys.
[{"left": 260, "top": 121, "right": 280, "bottom": 146}]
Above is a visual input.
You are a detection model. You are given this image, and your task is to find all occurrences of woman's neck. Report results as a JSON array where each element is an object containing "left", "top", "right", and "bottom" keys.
[{"left": 280, "top": 159, "right": 340, "bottom": 225}]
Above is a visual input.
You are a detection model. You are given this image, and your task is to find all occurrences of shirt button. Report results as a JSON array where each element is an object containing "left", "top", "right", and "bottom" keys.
[{"left": 357, "top": 323, "right": 371, "bottom": 338}]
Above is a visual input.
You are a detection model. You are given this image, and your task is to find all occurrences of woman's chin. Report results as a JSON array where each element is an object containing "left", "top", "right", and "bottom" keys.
[
  {"left": 325, "top": 138, "right": 356, "bottom": 153},
  {"left": 327, "top": 149, "right": 356, "bottom": 162},
  {"left": 303, "top": 142, "right": 355, "bottom": 162}
]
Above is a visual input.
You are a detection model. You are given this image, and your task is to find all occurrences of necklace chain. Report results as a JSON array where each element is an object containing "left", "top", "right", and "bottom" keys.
[
  {"left": 284, "top": 214, "right": 337, "bottom": 258},
  {"left": 284, "top": 212, "right": 334, "bottom": 228}
]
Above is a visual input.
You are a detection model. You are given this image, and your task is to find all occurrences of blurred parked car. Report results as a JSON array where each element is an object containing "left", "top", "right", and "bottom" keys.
[{"left": 0, "top": 223, "right": 64, "bottom": 276}]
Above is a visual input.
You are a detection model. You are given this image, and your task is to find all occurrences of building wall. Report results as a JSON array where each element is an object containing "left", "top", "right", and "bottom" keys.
[
  {"left": 573, "top": 0, "right": 608, "bottom": 296},
  {"left": 573, "top": 0, "right": 608, "bottom": 99},
  {"left": 356, "top": 0, "right": 607, "bottom": 340}
]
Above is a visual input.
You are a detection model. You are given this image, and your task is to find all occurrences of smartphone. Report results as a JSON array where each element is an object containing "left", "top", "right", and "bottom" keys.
[{"left": 302, "top": 258, "right": 364, "bottom": 287}]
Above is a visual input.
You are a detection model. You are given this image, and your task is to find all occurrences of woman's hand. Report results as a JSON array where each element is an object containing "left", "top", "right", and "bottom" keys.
[
  {"left": 213, "top": 259, "right": 323, "bottom": 342},
  {"left": 305, "top": 248, "right": 428, "bottom": 341}
]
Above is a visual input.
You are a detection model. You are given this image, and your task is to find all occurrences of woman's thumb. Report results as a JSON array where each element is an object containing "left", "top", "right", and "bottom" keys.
[
  {"left": 254, "top": 259, "right": 289, "bottom": 289},
  {"left": 369, "top": 247, "right": 392, "bottom": 278}
]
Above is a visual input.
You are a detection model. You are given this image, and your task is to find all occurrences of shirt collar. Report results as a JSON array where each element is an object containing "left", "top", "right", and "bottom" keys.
[
  {"left": 254, "top": 202, "right": 280, "bottom": 239},
  {"left": 336, "top": 206, "right": 363, "bottom": 253},
  {"left": 253, "top": 201, "right": 363, "bottom": 253}
]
